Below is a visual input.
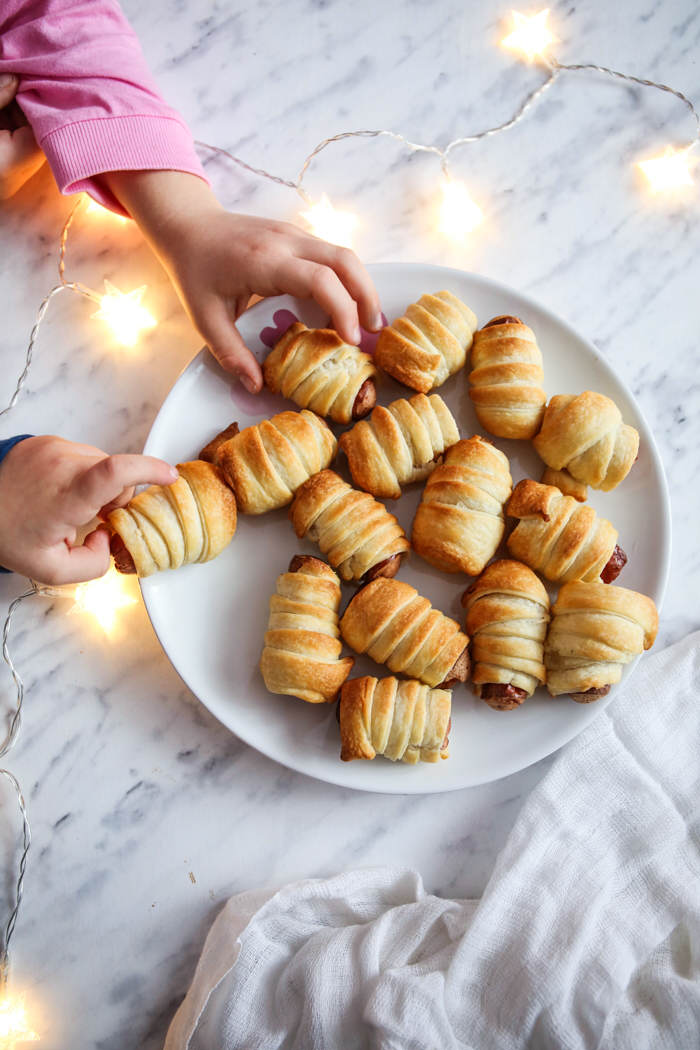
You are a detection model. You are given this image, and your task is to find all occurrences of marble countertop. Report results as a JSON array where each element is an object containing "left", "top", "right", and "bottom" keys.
[{"left": 0, "top": 1, "right": 698, "bottom": 1046}]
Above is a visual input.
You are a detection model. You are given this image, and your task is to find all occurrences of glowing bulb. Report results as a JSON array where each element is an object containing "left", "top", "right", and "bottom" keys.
[
  {"left": 85, "top": 198, "right": 127, "bottom": 223},
  {"left": 438, "top": 180, "right": 484, "bottom": 238},
  {"left": 0, "top": 995, "right": 39, "bottom": 1046},
  {"left": 73, "top": 568, "right": 137, "bottom": 635},
  {"left": 501, "top": 9, "right": 557, "bottom": 61},
  {"left": 300, "top": 194, "right": 358, "bottom": 248},
  {"left": 92, "top": 280, "right": 157, "bottom": 347},
  {"left": 637, "top": 146, "right": 694, "bottom": 193}
]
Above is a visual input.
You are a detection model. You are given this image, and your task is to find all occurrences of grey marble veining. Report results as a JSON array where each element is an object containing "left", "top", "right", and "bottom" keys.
[{"left": 0, "top": 1, "right": 698, "bottom": 1047}]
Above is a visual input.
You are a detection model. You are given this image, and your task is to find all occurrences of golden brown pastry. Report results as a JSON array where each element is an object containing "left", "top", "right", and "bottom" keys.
[
  {"left": 506, "top": 479, "right": 626, "bottom": 584},
  {"left": 411, "top": 436, "right": 512, "bottom": 576},
  {"left": 339, "top": 676, "right": 451, "bottom": 763},
  {"left": 340, "top": 578, "right": 469, "bottom": 688},
  {"left": 374, "top": 291, "right": 477, "bottom": 392},
  {"left": 211, "top": 410, "right": 337, "bottom": 515},
  {"left": 468, "top": 315, "right": 546, "bottom": 439},
  {"left": 533, "top": 392, "right": 639, "bottom": 491},
  {"left": 263, "top": 322, "right": 377, "bottom": 424},
  {"left": 462, "top": 560, "right": 550, "bottom": 709},
  {"left": 541, "top": 466, "right": 587, "bottom": 503},
  {"left": 289, "top": 469, "right": 410, "bottom": 583},
  {"left": 338, "top": 392, "right": 459, "bottom": 499},
  {"left": 260, "top": 555, "right": 354, "bottom": 704},
  {"left": 545, "top": 581, "right": 658, "bottom": 701},
  {"left": 109, "top": 460, "right": 237, "bottom": 577}
]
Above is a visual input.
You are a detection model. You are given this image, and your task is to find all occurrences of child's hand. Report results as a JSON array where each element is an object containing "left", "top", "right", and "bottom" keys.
[
  {"left": 0, "top": 74, "right": 45, "bottom": 199},
  {"left": 0, "top": 436, "right": 178, "bottom": 584},
  {"left": 103, "top": 171, "right": 383, "bottom": 393}
]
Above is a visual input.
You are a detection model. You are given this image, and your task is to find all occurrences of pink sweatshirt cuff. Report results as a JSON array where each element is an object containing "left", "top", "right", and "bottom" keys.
[{"left": 40, "top": 113, "right": 208, "bottom": 215}]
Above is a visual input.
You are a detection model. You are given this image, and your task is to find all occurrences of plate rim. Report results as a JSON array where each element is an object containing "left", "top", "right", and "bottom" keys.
[{"left": 141, "top": 261, "right": 672, "bottom": 794}]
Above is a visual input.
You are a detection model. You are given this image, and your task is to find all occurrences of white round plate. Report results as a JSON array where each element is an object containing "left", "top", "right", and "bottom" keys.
[{"left": 142, "top": 263, "right": 670, "bottom": 793}]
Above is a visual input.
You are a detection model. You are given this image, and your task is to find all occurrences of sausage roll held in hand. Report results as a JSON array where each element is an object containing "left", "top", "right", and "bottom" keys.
[
  {"left": 338, "top": 392, "right": 459, "bottom": 500},
  {"left": 506, "top": 479, "right": 627, "bottom": 585},
  {"left": 533, "top": 391, "right": 639, "bottom": 492},
  {"left": 468, "top": 316, "right": 546, "bottom": 439},
  {"left": 412, "top": 435, "right": 512, "bottom": 577},
  {"left": 545, "top": 581, "right": 658, "bottom": 702},
  {"left": 340, "top": 577, "right": 469, "bottom": 689},
  {"left": 203, "top": 409, "right": 337, "bottom": 515},
  {"left": 289, "top": 469, "right": 410, "bottom": 584},
  {"left": 339, "top": 675, "right": 451, "bottom": 763},
  {"left": 374, "top": 290, "right": 477, "bottom": 392},
  {"left": 109, "top": 460, "right": 237, "bottom": 577},
  {"left": 263, "top": 322, "right": 377, "bottom": 424},
  {"left": 462, "top": 560, "right": 550, "bottom": 710},
  {"left": 260, "top": 555, "right": 354, "bottom": 704}
]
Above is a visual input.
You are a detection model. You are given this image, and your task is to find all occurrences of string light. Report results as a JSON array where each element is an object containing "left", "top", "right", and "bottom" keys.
[
  {"left": 501, "top": 9, "right": 557, "bottom": 62},
  {"left": 438, "top": 179, "right": 484, "bottom": 238},
  {"left": 90, "top": 281, "right": 157, "bottom": 348},
  {"left": 637, "top": 145, "right": 695, "bottom": 193},
  {"left": 72, "top": 568, "right": 137, "bottom": 635},
  {"left": 300, "top": 194, "right": 358, "bottom": 248},
  {"left": 0, "top": 994, "right": 39, "bottom": 1047}
]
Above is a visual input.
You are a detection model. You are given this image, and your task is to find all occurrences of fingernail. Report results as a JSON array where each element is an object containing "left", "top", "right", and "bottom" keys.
[
  {"left": 168, "top": 466, "right": 179, "bottom": 481},
  {"left": 352, "top": 326, "right": 362, "bottom": 345},
  {"left": 240, "top": 374, "right": 259, "bottom": 394},
  {"left": 0, "top": 74, "right": 17, "bottom": 88},
  {"left": 373, "top": 312, "right": 385, "bottom": 330}
]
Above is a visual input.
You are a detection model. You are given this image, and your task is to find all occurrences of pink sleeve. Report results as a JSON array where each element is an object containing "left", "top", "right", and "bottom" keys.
[{"left": 0, "top": 0, "right": 208, "bottom": 213}]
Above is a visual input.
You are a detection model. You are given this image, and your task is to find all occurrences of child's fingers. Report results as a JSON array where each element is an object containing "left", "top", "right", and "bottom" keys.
[
  {"left": 71, "top": 455, "right": 178, "bottom": 516},
  {"left": 42, "top": 530, "right": 112, "bottom": 586},
  {"left": 97, "top": 486, "right": 136, "bottom": 521},
  {"left": 276, "top": 259, "right": 361, "bottom": 345},
  {"left": 299, "top": 242, "right": 382, "bottom": 332},
  {"left": 197, "top": 300, "right": 263, "bottom": 392}
]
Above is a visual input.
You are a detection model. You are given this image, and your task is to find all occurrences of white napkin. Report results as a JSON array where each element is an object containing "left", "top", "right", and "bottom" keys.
[{"left": 165, "top": 632, "right": 700, "bottom": 1050}]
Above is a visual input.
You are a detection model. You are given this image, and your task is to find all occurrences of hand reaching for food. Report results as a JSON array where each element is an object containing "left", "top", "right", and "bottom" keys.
[
  {"left": 0, "top": 435, "right": 177, "bottom": 583},
  {"left": 102, "top": 171, "right": 384, "bottom": 395}
]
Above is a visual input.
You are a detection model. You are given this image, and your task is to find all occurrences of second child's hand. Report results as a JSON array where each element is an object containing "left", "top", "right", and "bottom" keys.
[{"left": 103, "top": 170, "right": 383, "bottom": 393}]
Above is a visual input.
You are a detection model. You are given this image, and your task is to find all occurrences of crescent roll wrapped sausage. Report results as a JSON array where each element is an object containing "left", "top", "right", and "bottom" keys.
[
  {"left": 462, "top": 560, "right": 550, "bottom": 709},
  {"left": 411, "top": 436, "right": 512, "bottom": 576},
  {"left": 468, "top": 315, "right": 546, "bottom": 439},
  {"left": 374, "top": 291, "right": 477, "bottom": 392},
  {"left": 533, "top": 391, "right": 640, "bottom": 491},
  {"left": 545, "top": 581, "right": 658, "bottom": 702},
  {"left": 338, "top": 392, "right": 459, "bottom": 499},
  {"left": 260, "top": 555, "right": 354, "bottom": 704},
  {"left": 108, "top": 460, "right": 237, "bottom": 577},
  {"left": 339, "top": 676, "right": 451, "bottom": 763},
  {"left": 506, "top": 479, "right": 626, "bottom": 584},
  {"left": 263, "top": 322, "right": 377, "bottom": 423},
  {"left": 289, "top": 469, "right": 410, "bottom": 583},
  {"left": 211, "top": 410, "right": 337, "bottom": 515},
  {"left": 340, "top": 578, "right": 469, "bottom": 688}
]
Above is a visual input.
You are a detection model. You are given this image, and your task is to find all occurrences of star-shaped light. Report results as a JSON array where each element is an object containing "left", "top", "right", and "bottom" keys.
[
  {"left": 0, "top": 994, "right": 39, "bottom": 1047},
  {"left": 300, "top": 194, "right": 358, "bottom": 248},
  {"left": 92, "top": 280, "right": 157, "bottom": 347},
  {"left": 637, "top": 146, "right": 694, "bottom": 193},
  {"left": 438, "top": 180, "right": 484, "bottom": 238},
  {"left": 501, "top": 10, "right": 557, "bottom": 61},
  {"left": 73, "top": 568, "right": 137, "bottom": 635}
]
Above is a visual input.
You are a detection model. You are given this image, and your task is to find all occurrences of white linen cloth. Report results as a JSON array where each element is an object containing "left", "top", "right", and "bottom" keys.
[{"left": 165, "top": 632, "right": 700, "bottom": 1050}]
